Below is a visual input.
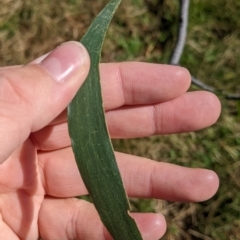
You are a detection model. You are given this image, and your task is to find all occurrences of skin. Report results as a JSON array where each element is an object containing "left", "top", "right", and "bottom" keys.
[{"left": 0, "top": 42, "right": 221, "bottom": 240}]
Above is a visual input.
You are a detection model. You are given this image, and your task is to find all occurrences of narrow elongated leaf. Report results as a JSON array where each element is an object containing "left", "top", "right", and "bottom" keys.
[{"left": 68, "top": 1, "right": 143, "bottom": 239}]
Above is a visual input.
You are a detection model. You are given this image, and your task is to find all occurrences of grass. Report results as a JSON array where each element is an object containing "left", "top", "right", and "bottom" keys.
[{"left": 1, "top": 0, "right": 240, "bottom": 239}]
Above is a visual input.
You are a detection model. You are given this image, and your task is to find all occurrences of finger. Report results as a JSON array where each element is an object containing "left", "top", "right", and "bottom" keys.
[
  {"left": 31, "top": 91, "right": 221, "bottom": 150},
  {"left": 100, "top": 62, "right": 191, "bottom": 110},
  {"left": 106, "top": 91, "right": 221, "bottom": 138},
  {"left": 39, "top": 197, "right": 166, "bottom": 240},
  {"left": 0, "top": 41, "right": 90, "bottom": 163},
  {"left": 0, "top": 62, "right": 191, "bottom": 110},
  {"left": 38, "top": 149, "right": 219, "bottom": 202}
]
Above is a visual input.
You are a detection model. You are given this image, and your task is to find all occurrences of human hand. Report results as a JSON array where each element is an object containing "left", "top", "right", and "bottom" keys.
[{"left": 0, "top": 41, "right": 221, "bottom": 240}]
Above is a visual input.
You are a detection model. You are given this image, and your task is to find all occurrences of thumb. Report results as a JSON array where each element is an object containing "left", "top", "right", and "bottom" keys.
[{"left": 0, "top": 41, "right": 90, "bottom": 163}]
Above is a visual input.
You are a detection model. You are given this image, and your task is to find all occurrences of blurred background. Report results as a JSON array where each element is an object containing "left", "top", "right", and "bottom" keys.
[{"left": 0, "top": 0, "right": 240, "bottom": 239}]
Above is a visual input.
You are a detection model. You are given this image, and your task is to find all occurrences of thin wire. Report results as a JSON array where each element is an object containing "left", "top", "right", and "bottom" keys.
[
  {"left": 170, "top": 0, "right": 189, "bottom": 65},
  {"left": 191, "top": 75, "right": 216, "bottom": 93},
  {"left": 169, "top": 0, "right": 240, "bottom": 100}
]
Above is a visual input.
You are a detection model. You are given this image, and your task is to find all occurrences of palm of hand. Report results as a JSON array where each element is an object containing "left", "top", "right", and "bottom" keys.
[{"left": 0, "top": 138, "right": 44, "bottom": 239}]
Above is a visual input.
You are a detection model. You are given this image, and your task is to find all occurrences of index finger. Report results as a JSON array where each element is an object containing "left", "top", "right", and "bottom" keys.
[
  {"left": 0, "top": 62, "right": 190, "bottom": 111},
  {"left": 100, "top": 62, "right": 191, "bottom": 110}
]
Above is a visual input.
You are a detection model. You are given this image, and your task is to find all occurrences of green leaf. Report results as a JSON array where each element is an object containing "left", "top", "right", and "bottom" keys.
[{"left": 67, "top": 1, "right": 143, "bottom": 239}]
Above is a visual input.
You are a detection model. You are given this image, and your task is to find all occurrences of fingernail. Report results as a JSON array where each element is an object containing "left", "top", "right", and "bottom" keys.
[{"left": 40, "top": 41, "right": 88, "bottom": 83}]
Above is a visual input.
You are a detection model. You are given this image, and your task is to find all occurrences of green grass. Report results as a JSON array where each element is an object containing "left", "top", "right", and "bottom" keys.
[{"left": 1, "top": 0, "right": 240, "bottom": 239}]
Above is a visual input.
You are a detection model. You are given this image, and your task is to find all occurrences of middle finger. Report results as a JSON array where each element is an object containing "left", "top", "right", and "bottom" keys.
[{"left": 31, "top": 91, "right": 220, "bottom": 150}]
